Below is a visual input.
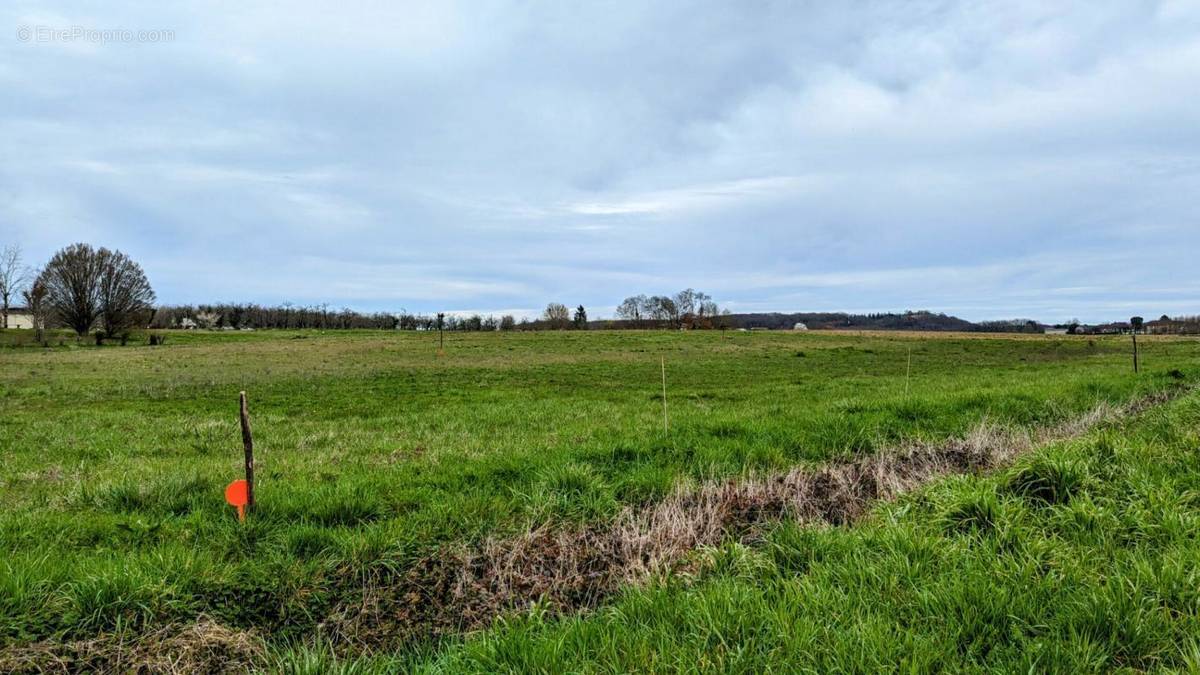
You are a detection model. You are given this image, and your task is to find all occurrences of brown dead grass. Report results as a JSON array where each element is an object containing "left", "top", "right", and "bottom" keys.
[
  {"left": 324, "top": 388, "right": 1183, "bottom": 652},
  {"left": 0, "top": 618, "right": 263, "bottom": 675}
]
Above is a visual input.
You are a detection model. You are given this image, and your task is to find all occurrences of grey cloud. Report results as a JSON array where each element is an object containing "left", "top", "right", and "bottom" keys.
[{"left": 2, "top": 1, "right": 1197, "bottom": 323}]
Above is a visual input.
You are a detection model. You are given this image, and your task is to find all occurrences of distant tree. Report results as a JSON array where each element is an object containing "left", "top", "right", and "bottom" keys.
[
  {"left": 499, "top": 314, "right": 516, "bottom": 331},
  {"left": 616, "top": 295, "right": 647, "bottom": 325},
  {"left": 38, "top": 243, "right": 106, "bottom": 335},
  {"left": 646, "top": 296, "right": 678, "bottom": 327},
  {"left": 573, "top": 305, "right": 588, "bottom": 329},
  {"left": 1130, "top": 316, "right": 1144, "bottom": 333},
  {"left": 21, "top": 276, "right": 48, "bottom": 343},
  {"left": 36, "top": 244, "right": 156, "bottom": 338},
  {"left": 194, "top": 310, "right": 220, "bottom": 330},
  {"left": 96, "top": 248, "right": 155, "bottom": 337},
  {"left": 0, "top": 244, "right": 30, "bottom": 329},
  {"left": 543, "top": 302, "right": 570, "bottom": 329},
  {"left": 674, "top": 288, "right": 699, "bottom": 324},
  {"left": 697, "top": 298, "right": 720, "bottom": 326},
  {"left": 1160, "top": 314, "right": 1171, "bottom": 322}
]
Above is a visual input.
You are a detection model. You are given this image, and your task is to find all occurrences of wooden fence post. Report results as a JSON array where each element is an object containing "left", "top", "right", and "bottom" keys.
[
  {"left": 239, "top": 391, "right": 255, "bottom": 512},
  {"left": 661, "top": 356, "right": 669, "bottom": 434},
  {"left": 1132, "top": 331, "right": 1139, "bottom": 374}
]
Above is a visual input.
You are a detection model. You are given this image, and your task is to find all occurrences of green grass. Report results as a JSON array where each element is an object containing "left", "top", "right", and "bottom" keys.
[
  {"left": 414, "top": 393, "right": 1200, "bottom": 673},
  {"left": 1, "top": 328, "right": 1197, "bottom": 670}
]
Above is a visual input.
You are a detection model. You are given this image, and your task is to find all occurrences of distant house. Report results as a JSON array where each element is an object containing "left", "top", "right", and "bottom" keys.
[
  {"left": 3, "top": 306, "right": 34, "bottom": 329},
  {"left": 1044, "top": 327, "right": 1069, "bottom": 335},
  {"left": 1146, "top": 318, "right": 1195, "bottom": 335},
  {"left": 793, "top": 322, "right": 808, "bottom": 331}
]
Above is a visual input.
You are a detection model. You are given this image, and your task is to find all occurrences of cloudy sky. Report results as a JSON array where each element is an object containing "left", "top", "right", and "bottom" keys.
[{"left": 3, "top": 1, "right": 1198, "bottom": 322}]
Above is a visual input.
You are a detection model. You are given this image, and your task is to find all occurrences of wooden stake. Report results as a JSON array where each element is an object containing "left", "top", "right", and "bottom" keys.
[
  {"left": 1132, "top": 330, "right": 1139, "bottom": 374},
  {"left": 239, "top": 391, "right": 255, "bottom": 513},
  {"left": 905, "top": 345, "right": 912, "bottom": 397},
  {"left": 661, "top": 356, "right": 669, "bottom": 434}
]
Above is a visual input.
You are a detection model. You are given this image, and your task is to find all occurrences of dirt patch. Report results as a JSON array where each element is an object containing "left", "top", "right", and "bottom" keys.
[
  {"left": 324, "top": 387, "right": 1185, "bottom": 651},
  {"left": 0, "top": 618, "right": 263, "bottom": 675}
]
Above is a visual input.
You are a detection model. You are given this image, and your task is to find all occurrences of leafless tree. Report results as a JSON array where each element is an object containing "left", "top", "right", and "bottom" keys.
[
  {"left": 98, "top": 248, "right": 156, "bottom": 336},
  {"left": 37, "top": 243, "right": 155, "bottom": 337},
  {"left": 646, "top": 295, "right": 678, "bottom": 327},
  {"left": 21, "top": 276, "right": 49, "bottom": 343},
  {"left": 543, "top": 302, "right": 570, "bottom": 329},
  {"left": 0, "top": 244, "right": 30, "bottom": 329},
  {"left": 616, "top": 295, "right": 647, "bottom": 325},
  {"left": 674, "top": 288, "right": 698, "bottom": 322},
  {"left": 674, "top": 288, "right": 716, "bottom": 328},
  {"left": 38, "top": 243, "right": 105, "bottom": 335}
]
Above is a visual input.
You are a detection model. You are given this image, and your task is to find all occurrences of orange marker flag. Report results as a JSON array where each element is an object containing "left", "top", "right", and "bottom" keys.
[{"left": 225, "top": 479, "right": 249, "bottom": 521}]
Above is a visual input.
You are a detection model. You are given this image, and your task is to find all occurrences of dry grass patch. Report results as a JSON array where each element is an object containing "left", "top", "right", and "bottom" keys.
[{"left": 0, "top": 618, "right": 262, "bottom": 675}]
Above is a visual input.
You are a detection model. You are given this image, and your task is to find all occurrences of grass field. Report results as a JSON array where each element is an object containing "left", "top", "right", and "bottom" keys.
[{"left": 1, "top": 329, "right": 1198, "bottom": 672}]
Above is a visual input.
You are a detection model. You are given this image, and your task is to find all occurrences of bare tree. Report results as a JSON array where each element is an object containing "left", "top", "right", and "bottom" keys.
[
  {"left": 674, "top": 288, "right": 716, "bottom": 328},
  {"left": 38, "top": 243, "right": 105, "bottom": 335},
  {"left": 38, "top": 243, "right": 155, "bottom": 337},
  {"left": 499, "top": 314, "right": 516, "bottom": 331},
  {"left": 21, "top": 276, "right": 49, "bottom": 343},
  {"left": 674, "top": 288, "right": 698, "bottom": 325},
  {"left": 0, "top": 244, "right": 30, "bottom": 329},
  {"left": 98, "top": 248, "right": 156, "bottom": 336},
  {"left": 616, "top": 295, "right": 647, "bottom": 325},
  {"left": 543, "top": 302, "right": 570, "bottom": 329},
  {"left": 697, "top": 297, "right": 719, "bottom": 327},
  {"left": 646, "top": 295, "right": 678, "bottom": 327}
]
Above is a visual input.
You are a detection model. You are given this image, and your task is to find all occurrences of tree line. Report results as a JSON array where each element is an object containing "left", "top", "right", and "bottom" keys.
[
  {"left": 14, "top": 242, "right": 1188, "bottom": 337},
  {"left": 149, "top": 304, "right": 524, "bottom": 332},
  {"left": 612, "top": 289, "right": 728, "bottom": 329}
]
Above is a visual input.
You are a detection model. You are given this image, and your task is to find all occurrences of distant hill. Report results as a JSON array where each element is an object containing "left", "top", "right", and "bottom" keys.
[{"left": 726, "top": 311, "right": 1040, "bottom": 333}]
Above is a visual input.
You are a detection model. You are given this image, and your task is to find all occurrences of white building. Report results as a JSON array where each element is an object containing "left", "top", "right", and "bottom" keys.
[
  {"left": 3, "top": 307, "right": 34, "bottom": 329},
  {"left": 793, "top": 322, "right": 808, "bottom": 331}
]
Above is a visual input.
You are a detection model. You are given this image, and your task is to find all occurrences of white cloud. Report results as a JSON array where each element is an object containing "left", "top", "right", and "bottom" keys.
[{"left": 1, "top": 0, "right": 1197, "bottom": 322}]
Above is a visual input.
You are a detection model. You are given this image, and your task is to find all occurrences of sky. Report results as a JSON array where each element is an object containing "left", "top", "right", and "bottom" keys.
[{"left": 2, "top": 1, "right": 1198, "bottom": 323}]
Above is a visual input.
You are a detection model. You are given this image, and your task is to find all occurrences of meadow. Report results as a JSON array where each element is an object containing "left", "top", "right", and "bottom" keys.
[{"left": 1, "top": 328, "right": 1197, "bottom": 672}]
